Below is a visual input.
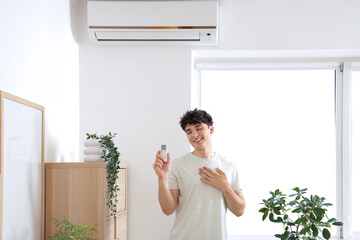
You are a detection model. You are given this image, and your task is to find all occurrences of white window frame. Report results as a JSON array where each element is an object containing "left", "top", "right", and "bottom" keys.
[
  {"left": 192, "top": 51, "right": 360, "bottom": 240},
  {"left": 336, "top": 62, "right": 352, "bottom": 239}
]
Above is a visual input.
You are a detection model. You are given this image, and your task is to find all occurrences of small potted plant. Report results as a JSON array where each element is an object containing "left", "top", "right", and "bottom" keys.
[
  {"left": 86, "top": 132, "right": 121, "bottom": 217},
  {"left": 49, "top": 218, "right": 97, "bottom": 240},
  {"left": 259, "top": 187, "right": 342, "bottom": 240}
]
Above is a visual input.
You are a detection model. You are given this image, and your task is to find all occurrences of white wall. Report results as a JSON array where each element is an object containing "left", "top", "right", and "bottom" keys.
[
  {"left": 0, "top": 0, "right": 79, "bottom": 163},
  {"left": 218, "top": 0, "right": 360, "bottom": 50},
  {"left": 0, "top": 0, "right": 79, "bottom": 238},
  {"left": 79, "top": 43, "right": 191, "bottom": 239},
  {"left": 77, "top": 0, "right": 360, "bottom": 240}
]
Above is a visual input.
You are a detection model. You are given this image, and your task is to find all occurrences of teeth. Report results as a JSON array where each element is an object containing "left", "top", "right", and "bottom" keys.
[{"left": 194, "top": 138, "right": 202, "bottom": 142}]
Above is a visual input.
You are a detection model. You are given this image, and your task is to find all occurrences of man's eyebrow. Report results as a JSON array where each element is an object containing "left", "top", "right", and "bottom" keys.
[{"left": 185, "top": 124, "right": 201, "bottom": 132}]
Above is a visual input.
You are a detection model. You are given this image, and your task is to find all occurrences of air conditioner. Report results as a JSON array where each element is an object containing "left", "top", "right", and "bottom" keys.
[{"left": 87, "top": 1, "right": 218, "bottom": 45}]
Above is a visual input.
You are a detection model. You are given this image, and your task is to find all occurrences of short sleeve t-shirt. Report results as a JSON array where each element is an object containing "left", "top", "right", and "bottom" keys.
[{"left": 168, "top": 153, "right": 241, "bottom": 240}]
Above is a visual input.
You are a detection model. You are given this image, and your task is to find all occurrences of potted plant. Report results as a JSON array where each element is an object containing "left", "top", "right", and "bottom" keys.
[
  {"left": 259, "top": 187, "right": 342, "bottom": 240},
  {"left": 86, "top": 132, "right": 121, "bottom": 217},
  {"left": 49, "top": 218, "right": 97, "bottom": 240}
]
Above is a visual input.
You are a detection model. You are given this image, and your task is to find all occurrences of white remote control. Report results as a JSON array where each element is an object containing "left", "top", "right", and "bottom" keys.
[{"left": 161, "top": 144, "right": 167, "bottom": 162}]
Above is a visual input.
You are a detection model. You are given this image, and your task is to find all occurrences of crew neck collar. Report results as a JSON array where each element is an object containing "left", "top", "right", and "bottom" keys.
[{"left": 189, "top": 152, "right": 217, "bottom": 161}]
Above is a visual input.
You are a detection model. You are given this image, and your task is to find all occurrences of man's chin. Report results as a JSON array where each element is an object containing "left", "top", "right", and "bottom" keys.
[{"left": 192, "top": 144, "right": 205, "bottom": 150}]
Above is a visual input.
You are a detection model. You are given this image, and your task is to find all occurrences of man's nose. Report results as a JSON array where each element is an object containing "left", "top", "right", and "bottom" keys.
[{"left": 192, "top": 130, "right": 198, "bottom": 137}]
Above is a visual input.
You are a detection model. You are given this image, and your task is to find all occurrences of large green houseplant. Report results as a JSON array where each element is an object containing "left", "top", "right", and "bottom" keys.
[
  {"left": 86, "top": 132, "right": 121, "bottom": 217},
  {"left": 259, "top": 187, "right": 342, "bottom": 240}
]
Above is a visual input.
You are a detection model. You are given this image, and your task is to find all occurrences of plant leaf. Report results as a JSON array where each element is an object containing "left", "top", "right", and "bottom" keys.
[
  {"left": 313, "top": 207, "right": 323, "bottom": 218},
  {"left": 322, "top": 228, "right": 331, "bottom": 240},
  {"left": 269, "top": 212, "right": 275, "bottom": 222},
  {"left": 311, "top": 224, "right": 319, "bottom": 237},
  {"left": 274, "top": 207, "right": 282, "bottom": 215},
  {"left": 259, "top": 207, "right": 268, "bottom": 213},
  {"left": 262, "top": 209, "right": 269, "bottom": 221}
]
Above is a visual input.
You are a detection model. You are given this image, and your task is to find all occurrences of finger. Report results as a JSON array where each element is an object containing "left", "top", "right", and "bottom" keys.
[
  {"left": 156, "top": 151, "right": 165, "bottom": 162},
  {"left": 156, "top": 150, "right": 163, "bottom": 160},
  {"left": 153, "top": 161, "right": 163, "bottom": 169},
  {"left": 155, "top": 157, "right": 165, "bottom": 166},
  {"left": 199, "top": 169, "right": 212, "bottom": 180},
  {"left": 202, "top": 166, "right": 215, "bottom": 175},
  {"left": 153, "top": 164, "right": 161, "bottom": 171},
  {"left": 199, "top": 171, "right": 209, "bottom": 180},
  {"left": 200, "top": 178, "right": 210, "bottom": 184},
  {"left": 167, "top": 153, "right": 171, "bottom": 162},
  {"left": 155, "top": 159, "right": 164, "bottom": 165},
  {"left": 216, "top": 168, "right": 225, "bottom": 175}
]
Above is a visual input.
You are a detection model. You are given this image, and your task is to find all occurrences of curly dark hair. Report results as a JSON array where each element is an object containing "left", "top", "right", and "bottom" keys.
[{"left": 179, "top": 108, "right": 214, "bottom": 131}]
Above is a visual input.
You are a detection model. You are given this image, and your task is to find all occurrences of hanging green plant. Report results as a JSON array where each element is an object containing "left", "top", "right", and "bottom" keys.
[{"left": 86, "top": 132, "right": 121, "bottom": 217}]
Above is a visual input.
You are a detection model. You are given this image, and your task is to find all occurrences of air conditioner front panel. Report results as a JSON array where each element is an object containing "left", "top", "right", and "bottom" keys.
[
  {"left": 88, "top": 1, "right": 218, "bottom": 27},
  {"left": 87, "top": 1, "right": 218, "bottom": 45}
]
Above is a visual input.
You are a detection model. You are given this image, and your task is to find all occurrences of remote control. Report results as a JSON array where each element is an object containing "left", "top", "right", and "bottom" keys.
[{"left": 161, "top": 144, "right": 167, "bottom": 162}]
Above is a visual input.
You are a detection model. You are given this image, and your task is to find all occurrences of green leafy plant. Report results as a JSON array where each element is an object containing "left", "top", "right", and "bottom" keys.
[
  {"left": 259, "top": 187, "right": 342, "bottom": 240},
  {"left": 49, "top": 218, "right": 97, "bottom": 240},
  {"left": 86, "top": 132, "right": 121, "bottom": 217}
]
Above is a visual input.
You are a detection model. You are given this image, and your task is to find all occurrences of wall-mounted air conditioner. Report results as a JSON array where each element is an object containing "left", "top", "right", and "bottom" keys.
[{"left": 87, "top": 1, "right": 218, "bottom": 45}]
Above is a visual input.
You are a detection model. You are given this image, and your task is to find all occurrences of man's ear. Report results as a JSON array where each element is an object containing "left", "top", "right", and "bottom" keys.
[{"left": 209, "top": 126, "right": 214, "bottom": 134}]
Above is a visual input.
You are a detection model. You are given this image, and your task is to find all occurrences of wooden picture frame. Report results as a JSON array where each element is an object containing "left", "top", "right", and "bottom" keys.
[{"left": 0, "top": 91, "right": 45, "bottom": 239}]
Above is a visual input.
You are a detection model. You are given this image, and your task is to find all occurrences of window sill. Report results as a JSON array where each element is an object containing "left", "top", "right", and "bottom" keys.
[{"left": 228, "top": 236, "right": 360, "bottom": 240}]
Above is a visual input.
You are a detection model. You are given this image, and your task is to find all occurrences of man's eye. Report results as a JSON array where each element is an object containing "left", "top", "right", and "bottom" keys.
[{"left": 187, "top": 131, "right": 192, "bottom": 135}]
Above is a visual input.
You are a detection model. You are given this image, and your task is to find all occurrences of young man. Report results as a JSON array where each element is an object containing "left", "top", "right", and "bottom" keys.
[{"left": 153, "top": 109, "right": 245, "bottom": 240}]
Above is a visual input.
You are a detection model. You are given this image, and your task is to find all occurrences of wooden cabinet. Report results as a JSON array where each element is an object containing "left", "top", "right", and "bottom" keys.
[{"left": 45, "top": 162, "right": 127, "bottom": 240}]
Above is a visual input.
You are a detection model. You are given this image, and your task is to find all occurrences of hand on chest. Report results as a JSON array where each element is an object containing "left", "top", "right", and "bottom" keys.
[{"left": 177, "top": 160, "right": 231, "bottom": 195}]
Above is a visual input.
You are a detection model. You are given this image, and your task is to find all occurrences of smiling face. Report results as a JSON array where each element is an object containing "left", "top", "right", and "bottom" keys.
[{"left": 184, "top": 122, "right": 214, "bottom": 151}]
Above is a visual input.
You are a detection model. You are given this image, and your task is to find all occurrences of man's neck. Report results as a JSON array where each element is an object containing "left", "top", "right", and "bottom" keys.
[{"left": 192, "top": 148, "right": 215, "bottom": 159}]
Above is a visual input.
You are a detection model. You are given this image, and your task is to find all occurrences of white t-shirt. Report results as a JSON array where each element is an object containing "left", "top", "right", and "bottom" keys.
[{"left": 168, "top": 153, "right": 241, "bottom": 240}]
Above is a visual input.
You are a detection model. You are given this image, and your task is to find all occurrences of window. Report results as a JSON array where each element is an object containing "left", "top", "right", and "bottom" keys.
[
  {"left": 352, "top": 70, "right": 360, "bottom": 236},
  {"left": 200, "top": 69, "right": 337, "bottom": 236}
]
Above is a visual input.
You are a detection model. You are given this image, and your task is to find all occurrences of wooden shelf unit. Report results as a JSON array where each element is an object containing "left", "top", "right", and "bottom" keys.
[{"left": 45, "top": 162, "right": 127, "bottom": 240}]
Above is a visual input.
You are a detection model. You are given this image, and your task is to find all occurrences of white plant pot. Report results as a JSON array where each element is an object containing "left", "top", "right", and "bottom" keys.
[
  {"left": 84, "top": 139, "right": 101, "bottom": 147},
  {"left": 84, "top": 139, "right": 103, "bottom": 162}
]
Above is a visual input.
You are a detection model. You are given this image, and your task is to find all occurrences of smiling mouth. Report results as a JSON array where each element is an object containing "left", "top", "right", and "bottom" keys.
[{"left": 194, "top": 138, "right": 203, "bottom": 143}]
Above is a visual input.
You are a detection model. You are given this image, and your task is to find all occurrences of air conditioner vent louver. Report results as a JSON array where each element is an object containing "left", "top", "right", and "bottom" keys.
[{"left": 94, "top": 31, "right": 214, "bottom": 42}]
